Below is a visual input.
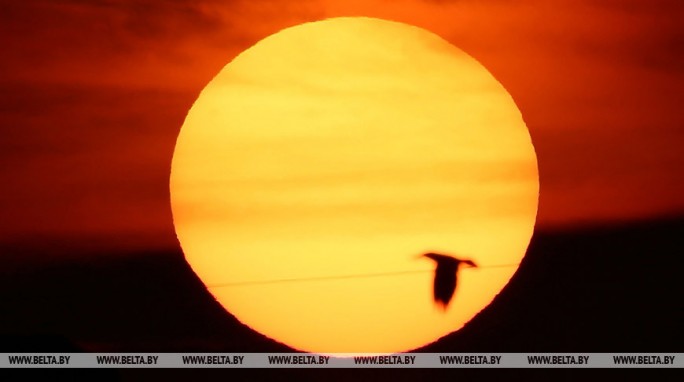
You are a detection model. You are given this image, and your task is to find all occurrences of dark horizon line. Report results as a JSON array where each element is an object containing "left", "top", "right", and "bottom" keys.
[{"left": 1, "top": 211, "right": 683, "bottom": 262}]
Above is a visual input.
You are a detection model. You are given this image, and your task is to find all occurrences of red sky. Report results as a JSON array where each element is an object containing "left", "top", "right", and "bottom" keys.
[{"left": 1, "top": 0, "right": 683, "bottom": 253}]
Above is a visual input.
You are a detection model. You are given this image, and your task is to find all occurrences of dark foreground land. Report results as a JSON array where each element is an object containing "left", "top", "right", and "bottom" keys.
[{"left": 1, "top": 216, "right": 682, "bottom": 353}]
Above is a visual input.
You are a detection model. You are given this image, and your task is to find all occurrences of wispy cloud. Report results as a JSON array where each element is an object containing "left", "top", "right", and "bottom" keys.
[{"left": 1, "top": 0, "right": 683, "bottom": 251}]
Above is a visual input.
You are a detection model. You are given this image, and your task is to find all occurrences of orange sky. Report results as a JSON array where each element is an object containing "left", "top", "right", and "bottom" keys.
[{"left": 1, "top": 0, "right": 683, "bottom": 252}]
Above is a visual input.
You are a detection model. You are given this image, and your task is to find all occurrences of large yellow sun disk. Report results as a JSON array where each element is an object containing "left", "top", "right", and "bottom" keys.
[{"left": 170, "top": 17, "right": 538, "bottom": 354}]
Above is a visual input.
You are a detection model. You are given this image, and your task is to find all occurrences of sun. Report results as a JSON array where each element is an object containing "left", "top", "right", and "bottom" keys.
[{"left": 170, "top": 17, "right": 538, "bottom": 354}]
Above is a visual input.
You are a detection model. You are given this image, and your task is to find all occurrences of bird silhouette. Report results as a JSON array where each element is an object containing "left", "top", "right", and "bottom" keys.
[{"left": 420, "top": 253, "right": 477, "bottom": 310}]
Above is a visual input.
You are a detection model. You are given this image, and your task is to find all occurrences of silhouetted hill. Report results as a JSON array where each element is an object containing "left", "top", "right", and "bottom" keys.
[
  {"left": 1, "top": 216, "right": 682, "bottom": 353},
  {"left": 0, "top": 248, "right": 289, "bottom": 352}
]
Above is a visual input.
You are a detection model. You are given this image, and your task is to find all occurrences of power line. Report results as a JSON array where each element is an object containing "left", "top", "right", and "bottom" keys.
[{"left": 206, "top": 263, "right": 520, "bottom": 288}]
